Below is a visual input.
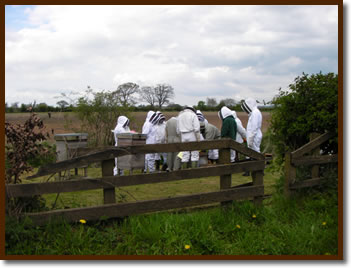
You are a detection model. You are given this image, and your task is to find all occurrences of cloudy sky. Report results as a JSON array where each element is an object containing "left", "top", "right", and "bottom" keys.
[{"left": 5, "top": 5, "right": 338, "bottom": 107}]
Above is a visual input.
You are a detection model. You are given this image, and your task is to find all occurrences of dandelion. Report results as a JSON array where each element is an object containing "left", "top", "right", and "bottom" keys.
[
  {"left": 322, "top": 222, "right": 327, "bottom": 226},
  {"left": 79, "top": 219, "right": 87, "bottom": 224},
  {"left": 236, "top": 224, "right": 241, "bottom": 229},
  {"left": 324, "top": 252, "right": 331, "bottom": 255},
  {"left": 252, "top": 214, "right": 257, "bottom": 219},
  {"left": 185, "top": 245, "right": 191, "bottom": 250}
]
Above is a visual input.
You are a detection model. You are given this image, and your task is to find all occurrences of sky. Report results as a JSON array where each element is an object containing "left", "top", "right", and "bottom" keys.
[{"left": 5, "top": 5, "right": 338, "bottom": 107}]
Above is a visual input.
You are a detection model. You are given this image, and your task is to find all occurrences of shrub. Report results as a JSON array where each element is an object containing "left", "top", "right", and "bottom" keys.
[
  {"left": 5, "top": 112, "right": 55, "bottom": 216},
  {"left": 270, "top": 72, "right": 338, "bottom": 165}
]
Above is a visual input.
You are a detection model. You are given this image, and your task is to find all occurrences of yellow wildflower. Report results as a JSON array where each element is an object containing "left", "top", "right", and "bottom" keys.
[
  {"left": 185, "top": 245, "right": 191, "bottom": 250},
  {"left": 322, "top": 222, "right": 327, "bottom": 226},
  {"left": 79, "top": 219, "right": 87, "bottom": 224},
  {"left": 324, "top": 252, "right": 331, "bottom": 255},
  {"left": 236, "top": 224, "right": 241, "bottom": 229},
  {"left": 252, "top": 214, "right": 257, "bottom": 218}
]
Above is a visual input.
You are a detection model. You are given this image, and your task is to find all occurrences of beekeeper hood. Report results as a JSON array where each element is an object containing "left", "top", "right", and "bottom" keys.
[
  {"left": 146, "top": 110, "right": 155, "bottom": 121},
  {"left": 241, "top": 98, "right": 257, "bottom": 115},
  {"left": 117, "top": 115, "right": 130, "bottom": 128},
  {"left": 231, "top": 111, "right": 238, "bottom": 119},
  {"left": 184, "top": 106, "right": 196, "bottom": 113},
  {"left": 196, "top": 110, "right": 205, "bottom": 122},
  {"left": 218, "top": 106, "right": 233, "bottom": 121}
]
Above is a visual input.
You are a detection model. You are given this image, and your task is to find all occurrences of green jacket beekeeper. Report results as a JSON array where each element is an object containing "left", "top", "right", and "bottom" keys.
[{"left": 218, "top": 106, "right": 237, "bottom": 163}]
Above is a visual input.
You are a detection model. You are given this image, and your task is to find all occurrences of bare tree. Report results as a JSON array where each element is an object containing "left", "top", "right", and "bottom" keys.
[
  {"left": 115, "top": 82, "right": 139, "bottom": 107},
  {"left": 220, "top": 98, "right": 237, "bottom": 107},
  {"left": 206, "top": 97, "right": 217, "bottom": 107},
  {"left": 139, "top": 86, "right": 157, "bottom": 108},
  {"left": 154, "top": 84, "right": 175, "bottom": 109}
]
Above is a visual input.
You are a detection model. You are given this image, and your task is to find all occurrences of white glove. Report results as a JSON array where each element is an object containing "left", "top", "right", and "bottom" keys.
[{"left": 195, "top": 132, "right": 201, "bottom": 142}]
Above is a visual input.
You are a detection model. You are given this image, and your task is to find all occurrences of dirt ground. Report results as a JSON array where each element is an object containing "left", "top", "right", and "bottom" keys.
[{"left": 5, "top": 111, "right": 271, "bottom": 142}]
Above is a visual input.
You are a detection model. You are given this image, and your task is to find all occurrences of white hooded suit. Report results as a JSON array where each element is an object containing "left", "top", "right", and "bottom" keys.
[
  {"left": 113, "top": 115, "right": 130, "bottom": 175},
  {"left": 142, "top": 111, "right": 157, "bottom": 173},
  {"left": 241, "top": 98, "right": 262, "bottom": 153},
  {"left": 176, "top": 107, "right": 201, "bottom": 163}
]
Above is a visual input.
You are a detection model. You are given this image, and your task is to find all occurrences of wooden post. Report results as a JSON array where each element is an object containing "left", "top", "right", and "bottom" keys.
[
  {"left": 285, "top": 152, "right": 296, "bottom": 198},
  {"left": 101, "top": 159, "right": 116, "bottom": 204},
  {"left": 251, "top": 170, "right": 264, "bottom": 206},
  {"left": 310, "top": 133, "right": 320, "bottom": 179},
  {"left": 218, "top": 148, "right": 231, "bottom": 206},
  {"left": 84, "top": 167, "right": 88, "bottom": 177}
]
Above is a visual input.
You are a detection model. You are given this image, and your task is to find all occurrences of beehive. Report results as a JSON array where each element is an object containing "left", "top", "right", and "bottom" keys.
[
  {"left": 54, "top": 133, "right": 89, "bottom": 161},
  {"left": 116, "top": 133, "right": 147, "bottom": 169}
]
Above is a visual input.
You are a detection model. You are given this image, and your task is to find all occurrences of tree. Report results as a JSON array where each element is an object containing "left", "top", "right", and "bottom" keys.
[
  {"left": 139, "top": 86, "right": 157, "bottom": 108},
  {"left": 206, "top": 97, "right": 217, "bottom": 108},
  {"left": 36, "top": 103, "right": 49, "bottom": 112},
  {"left": 196, "top": 101, "right": 207, "bottom": 111},
  {"left": 270, "top": 72, "right": 338, "bottom": 164},
  {"left": 75, "top": 88, "right": 131, "bottom": 146},
  {"left": 220, "top": 98, "right": 237, "bottom": 107},
  {"left": 154, "top": 84, "right": 175, "bottom": 109},
  {"left": 56, "top": 100, "right": 69, "bottom": 111},
  {"left": 115, "top": 82, "right": 139, "bottom": 107}
]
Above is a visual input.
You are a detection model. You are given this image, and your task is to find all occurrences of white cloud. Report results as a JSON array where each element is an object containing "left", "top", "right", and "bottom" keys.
[{"left": 5, "top": 5, "right": 338, "bottom": 106}]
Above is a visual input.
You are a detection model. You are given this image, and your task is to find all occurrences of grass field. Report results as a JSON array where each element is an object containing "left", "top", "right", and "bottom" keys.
[{"left": 5, "top": 111, "right": 272, "bottom": 142}]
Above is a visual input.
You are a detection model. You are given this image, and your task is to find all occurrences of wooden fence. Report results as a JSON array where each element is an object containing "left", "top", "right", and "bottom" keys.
[
  {"left": 284, "top": 132, "right": 338, "bottom": 197},
  {"left": 5, "top": 139, "right": 266, "bottom": 225}
]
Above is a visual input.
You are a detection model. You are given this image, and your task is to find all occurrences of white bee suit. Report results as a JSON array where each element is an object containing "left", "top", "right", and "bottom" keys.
[
  {"left": 231, "top": 111, "right": 247, "bottom": 161},
  {"left": 241, "top": 98, "right": 262, "bottom": 153},
  {"left": 142, "top": 111, "right": 157, "bottom": 173},
  {"left": 177, "top": 107, "right": 201, "bottom": 163},
  {"left": 113, "top": 116, "right": 130, "bottom": 176}
]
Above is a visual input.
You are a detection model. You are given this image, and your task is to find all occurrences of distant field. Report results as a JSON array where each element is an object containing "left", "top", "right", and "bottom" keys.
[{"left": 5, "top": 111, "right": 272, "bottom": 142}]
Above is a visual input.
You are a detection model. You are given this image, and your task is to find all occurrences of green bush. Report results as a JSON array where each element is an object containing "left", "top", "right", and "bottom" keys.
[
  {"left": 270, "top": 72, "right": 338, "bottom": 165},
  {"left": 74, "top": 88, "right": 131, "bottom": 146}
]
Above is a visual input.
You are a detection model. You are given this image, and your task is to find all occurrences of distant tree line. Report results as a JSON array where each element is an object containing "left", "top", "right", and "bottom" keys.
[{"left": 5, "top": 82, "right": 274, "bottom": 113}]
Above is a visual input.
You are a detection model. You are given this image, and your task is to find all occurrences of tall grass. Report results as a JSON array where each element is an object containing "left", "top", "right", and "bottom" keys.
[{"left": 6, "top": 189, "right": 338, "bottom": 256}]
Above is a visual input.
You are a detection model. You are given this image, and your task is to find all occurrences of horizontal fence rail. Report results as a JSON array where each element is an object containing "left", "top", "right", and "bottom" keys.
[
  {"left": 285, "top": 132, "right": 337, "bottom": 197},
  {"left": 28, "top": 139, "right": 264, "bottom": 179},
  {"left": 6, "top": 138, "right": 267, "bottom": 225},
  {"left": 6, "top": 161, "right": 265, "bottom": 198}
]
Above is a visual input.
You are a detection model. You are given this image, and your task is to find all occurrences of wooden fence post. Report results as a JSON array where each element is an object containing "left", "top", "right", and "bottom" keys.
[
  {"left": 310, "top": 133, "right": 320, "bottom": 179},
  {"left": 218, "top": 148, "right": 231, "bottom": 206},
  {"left": 101, "top": 159, "right": 116, "bottom": 204},
  {"left": 251, "top": 170, "right": 264, "bottom": 206},
  {"left": 285, "top": 151, "right": 296, "bottom": 198}
]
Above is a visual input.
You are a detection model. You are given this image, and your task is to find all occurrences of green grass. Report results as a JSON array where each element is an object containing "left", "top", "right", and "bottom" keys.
[
  {"left": 6, "top": 165, "right": 338, "bottom": 256},
  {"left": 5, "top": 189, "right": 338, "bottom": 256}
]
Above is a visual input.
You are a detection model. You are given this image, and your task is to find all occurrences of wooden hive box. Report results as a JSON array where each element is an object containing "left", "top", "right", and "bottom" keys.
[
  {"left": 116, "top": 133, "right": 147, "bottom": 169},
  {"left": 54, "top": 133, "right": 89, "bottom": 161}
]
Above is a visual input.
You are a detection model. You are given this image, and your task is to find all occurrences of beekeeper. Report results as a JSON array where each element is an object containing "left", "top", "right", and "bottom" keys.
[
  {"left": 218, "top": 106, "right": 237, "bottom": 163},
  {"left": 196, "top": 110, "right": 208, "bottom": 126},
  {"left": 112, "top": 115, "right": 131, "bottom": 175},
  {"left": 241, "top": 98, "right": 262, "bottom": 153},
  {"left": 176, "top": 106, "right": 201, "bottom": 169},
  {"left": 154, "top": 111, "right": 168, "bottom": 171},
  {"left": 165, "top": 116, "right": 181, "bottom": 171},
  {"left": 202, "top": 121, "right": 221, "bottom": 164},
  {"left": 142, "top": 110, "right": 157, "bottom": 173},
  {"left": 231, "top": 110, "right": 247, "bottom": 161}
]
